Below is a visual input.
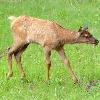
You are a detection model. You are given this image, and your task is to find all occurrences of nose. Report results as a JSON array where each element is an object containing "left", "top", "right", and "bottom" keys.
[{"left": 95, "top": 39, "right": 99, "bottom": 45}]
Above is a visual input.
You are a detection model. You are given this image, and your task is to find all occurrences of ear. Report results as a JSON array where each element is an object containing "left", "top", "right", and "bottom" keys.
[{"left": 78, "top": 26, "right": 83, "bottom": 32}]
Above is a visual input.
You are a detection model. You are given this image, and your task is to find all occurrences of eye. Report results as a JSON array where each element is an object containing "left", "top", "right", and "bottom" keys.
[
  {"left": 84, "top": 34, "right": 88, "bottom": 37},
  {"left": 83, "top": 33, "right": 88, "bottom": 38},
  {"left": 84, "top": 34, "right": 92, "bottom": 38}
]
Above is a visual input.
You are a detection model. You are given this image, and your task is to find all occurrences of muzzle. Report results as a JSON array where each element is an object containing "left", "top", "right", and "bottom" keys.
[{"left": 95, "top": 39, "right": 99, "bottom": 46}]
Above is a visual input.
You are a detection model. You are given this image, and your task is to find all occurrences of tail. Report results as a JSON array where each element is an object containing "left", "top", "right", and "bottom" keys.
[{"left": 8, "top": 16, "right": 17, "bottom": 22}]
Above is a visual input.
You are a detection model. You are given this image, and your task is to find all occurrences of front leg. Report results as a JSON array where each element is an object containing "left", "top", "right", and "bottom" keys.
[
  {"left": 44, "top": 47, "right": 51, "bottom": 81},
  {"left": 56, "top": 47, "right": 78, "bottom": 83}
]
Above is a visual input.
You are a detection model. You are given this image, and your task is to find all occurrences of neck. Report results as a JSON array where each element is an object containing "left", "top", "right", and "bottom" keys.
[{"left": 59, "top": 28, "right": 80, "bottom": 45}]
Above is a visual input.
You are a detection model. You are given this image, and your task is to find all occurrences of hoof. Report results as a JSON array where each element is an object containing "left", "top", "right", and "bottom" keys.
[
  {"left": 73, "top": 77, "right": 79, "bottom": 84},
  {"left": 7, "top": 72, "right": 13, "bottom": 80},
  {"left": 21, "top": 74, "right": 26, "bottom": 80},
  {"left": 74, "top": 79, "right": 80, "bottom": 84},
  {"left": 21, "top": 77, "right": 25, "bottom": 80}
]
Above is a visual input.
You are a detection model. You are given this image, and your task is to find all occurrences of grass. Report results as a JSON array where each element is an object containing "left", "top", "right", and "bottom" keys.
[{"left": 0, "top": 0, "right": 100, "bottom": 100}]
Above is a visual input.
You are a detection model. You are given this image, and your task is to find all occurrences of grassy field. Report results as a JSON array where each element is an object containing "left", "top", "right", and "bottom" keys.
[{"left": 0, "top": 0, "right": 100, "bottom": 100}]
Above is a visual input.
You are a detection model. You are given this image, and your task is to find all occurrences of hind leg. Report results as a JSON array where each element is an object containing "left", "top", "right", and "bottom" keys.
[
  {"left": 7, "top": 43, "right": 24, "bottom": 79},
  {"left": 14, "top": 44, "right": 28, "bottom": 80}
]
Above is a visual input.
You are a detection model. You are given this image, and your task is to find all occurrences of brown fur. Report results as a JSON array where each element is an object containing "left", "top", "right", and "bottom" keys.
[{"left": 7, "top": 16, "right": 99, "bottom": 83}]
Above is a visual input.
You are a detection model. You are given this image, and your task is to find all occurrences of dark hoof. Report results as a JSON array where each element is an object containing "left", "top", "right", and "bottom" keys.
[{"left": 74, "top": 79, "right": 80, "bottom": 84}]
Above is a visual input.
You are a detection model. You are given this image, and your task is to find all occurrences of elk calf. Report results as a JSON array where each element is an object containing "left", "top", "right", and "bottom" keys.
[{"left": 7, "top": 16, "right": 99, "bottom": 83}]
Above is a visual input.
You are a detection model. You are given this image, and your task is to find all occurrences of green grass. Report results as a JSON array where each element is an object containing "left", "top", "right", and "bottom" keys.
[{"left": 0, "top": 0, "right": 100, "bottom": 100}]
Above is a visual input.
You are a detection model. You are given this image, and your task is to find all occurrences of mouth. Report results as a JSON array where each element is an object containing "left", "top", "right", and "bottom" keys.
[
  {"left": 92, "top": 43, "right": 98, "bottom": 46},
  {"left": 91, "top": 40, "right": 99, "bottom": 46},
  {"left": 95, "top": 39, "right": 99, "bottom": 46},
  {"left": 87, "top": 37, "right": 99, "bottom": 46}
]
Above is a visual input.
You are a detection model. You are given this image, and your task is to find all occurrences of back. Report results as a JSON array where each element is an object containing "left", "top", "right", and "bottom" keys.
[{"left": 11, "top": 16, "right": 58, "bottom": 47}]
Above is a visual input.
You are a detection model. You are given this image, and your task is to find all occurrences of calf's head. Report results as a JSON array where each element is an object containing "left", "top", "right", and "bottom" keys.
[{"left": 77, "top": 26, "right": 99, "bottom": 45}]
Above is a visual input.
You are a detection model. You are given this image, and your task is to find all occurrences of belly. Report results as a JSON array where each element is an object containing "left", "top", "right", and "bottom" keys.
[{"left": 28, "top": 32, "right": 58, "bottom": 47}]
